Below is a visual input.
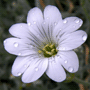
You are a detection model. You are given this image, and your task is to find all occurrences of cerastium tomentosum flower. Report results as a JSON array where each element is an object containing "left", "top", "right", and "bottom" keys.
[{"left": 3, "top": 5, "right": 87, "bottom": 83}]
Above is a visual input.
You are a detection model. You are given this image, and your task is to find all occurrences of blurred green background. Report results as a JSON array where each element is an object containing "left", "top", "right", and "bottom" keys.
[{"left": 0, "top": 0, "right": 90, "bottom": 90}]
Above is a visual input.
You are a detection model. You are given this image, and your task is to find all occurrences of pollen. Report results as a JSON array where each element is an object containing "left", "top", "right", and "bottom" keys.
[
  {"left": 38, "top": 43, "right": 58, "bottom": 57},
  {"left": 38, "top": 50, "right": 42, "bottom": 53}
]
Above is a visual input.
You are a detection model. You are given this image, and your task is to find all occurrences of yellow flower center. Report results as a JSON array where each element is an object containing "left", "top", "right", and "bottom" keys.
[{"left": 38, "top": 43, "right": 58, "bottom": 57}]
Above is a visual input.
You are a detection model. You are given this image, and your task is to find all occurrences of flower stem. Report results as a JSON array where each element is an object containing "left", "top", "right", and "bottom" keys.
[{"left": 73, "top": 77, "right": 90, "bottom": 86}]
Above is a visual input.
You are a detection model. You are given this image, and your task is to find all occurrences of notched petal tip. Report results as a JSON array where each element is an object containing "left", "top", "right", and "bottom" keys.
[
  {"left": 12, "top": 69, "right": 22, "bottom": 77},
  {"left": 9, "top": 23, "right": 29, "bottom": 38},
  {"left": 21, "top": 58, "right": 48, "bottom": 83},
  {"left": 58, "top": 30, "right": 87, "bottom": 50},
  {"left": 44, "top": 5, "right": 62, "bottom": 23},
  {"left": 46, "top": 57, "right": 66, "bottom": 82},
  {"left": 3, "top": 38, "right": 10, "bottom": 50},
  {"left": 27, "top": 7, "right": 43, "bottom": 25},
  {"left": 3, "top": 39, "right": 7, "bottom": 45},
  {"left": 62, "top": 17, "right": 83, "bottom": 31},
  {"left": 11, "top": 56, "right": 31, "bottom": 77},
  {"left": 58, "top": 51, "right": 79, "bottom": 73},
  {"left": 82, "top": 31, "right": 87, "bottom": 42}
]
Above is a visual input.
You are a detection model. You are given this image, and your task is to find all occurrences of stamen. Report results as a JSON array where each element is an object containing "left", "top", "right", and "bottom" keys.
[
  {"left": 38, "top": 50, "right": 42, "bottom": 54},
  {"left": 38, "top": 43, "right": 58, "bottom": 57}
]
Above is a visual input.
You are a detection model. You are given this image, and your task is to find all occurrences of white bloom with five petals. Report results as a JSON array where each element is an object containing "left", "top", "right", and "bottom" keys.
[{"left": 4, "top": 5, "right": 87, "bottom": 83}]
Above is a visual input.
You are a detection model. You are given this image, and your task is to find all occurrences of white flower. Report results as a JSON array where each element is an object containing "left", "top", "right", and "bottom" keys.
[{"left": 3, "top": 5, "right": 87, "bottom": 83}]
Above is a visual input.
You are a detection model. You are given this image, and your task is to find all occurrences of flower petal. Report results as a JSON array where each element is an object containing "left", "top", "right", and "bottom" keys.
[
  {"left": 9, "top": 23, "right": 30, "bottom": 39},
  {"left": 9, "top": 23, "right": 44, "bottom": 47},
  {"left": 3, "top": 38, "right": 37, "bottom": 56},
  {"left": 53, "top": 17, "right": 83, "bottom": 41},
  {"left": 58, "top": 30, "right": 87, "bottom": 50},
  {"left": 26, "top": 7, "right": 47, "bottom": 43},
  {"left": 27, "top": 7, "right": 43, "bottom": 28},
  {"left": 46, "top": 57, "right": 66, "bottom": 82},
  {"left": 22, "top": 58, "right": 48, "bottom": 83},
  {"left": 58, "top": 51, "right": 79, "bottom": 73},
  {"left": 62, "top": 17, "right": 83, "bottom": 33},
  {"left": 44, "top": 5, "right": 62, "bottom": 25},
  {"left": 43, "top": 5, "right": 62, "bottom": 43},
  {"left": 12, "top": 56, "right": 33, "bottom": 76}
]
